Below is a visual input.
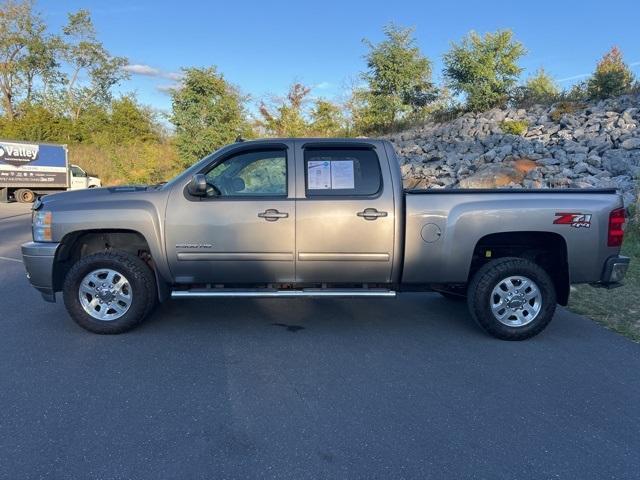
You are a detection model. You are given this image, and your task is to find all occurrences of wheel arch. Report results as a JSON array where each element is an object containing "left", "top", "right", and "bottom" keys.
[
  {"left": 53, "top": 229, "right": 169, "bottom": 301},
  {"left": 468, "top": 231, "right": 570, "bottom": 306}
]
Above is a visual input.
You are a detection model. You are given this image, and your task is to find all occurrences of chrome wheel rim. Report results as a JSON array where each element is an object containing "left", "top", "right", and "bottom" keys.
[
  {"left": 490, "top": 275, "right": 542, "bottom": 327},
  {"left": 79, "top": 268, "right": 132, "bottom": 321}
]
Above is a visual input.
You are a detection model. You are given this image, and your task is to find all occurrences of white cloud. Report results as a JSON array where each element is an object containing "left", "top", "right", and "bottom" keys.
[
  {"left": 557, "top": 60, "right": 640, "bottom": 83},
  {"left": 157, "top": 83, "right": 181, "bottom": 94},
  {"left": 123, "top": 64, "right": 183, "bottom": 82},
  {"left": 315, "top": 81, "right": 332, "bottom": 90},
  {"left": 163, "top": 71, "right": 184, "bottom": 81},
  {"left": 556, "top": 73, "right": 590, "bottom": 83},
  {"left": 123, "top": 64, "right": 160, "bottom": 76}
]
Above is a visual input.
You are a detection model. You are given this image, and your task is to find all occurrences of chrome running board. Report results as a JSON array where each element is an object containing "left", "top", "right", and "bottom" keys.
[{"left": 171, "top": 288, "right": 396, "bottom": 299}]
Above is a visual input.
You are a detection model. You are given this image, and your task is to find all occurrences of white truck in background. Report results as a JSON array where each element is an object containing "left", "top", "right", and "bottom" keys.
[{"left": 0, "top": 139, "right": 101, "bottom": 203}]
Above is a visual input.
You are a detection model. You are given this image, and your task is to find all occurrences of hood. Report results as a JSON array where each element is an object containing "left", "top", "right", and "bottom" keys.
[{"left": 37, "top": 184, "right": 165, "bottom": 210}]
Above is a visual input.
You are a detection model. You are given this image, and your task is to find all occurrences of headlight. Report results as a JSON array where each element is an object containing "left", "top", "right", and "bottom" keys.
[{"left": 33, "top": 211, "right": 53, "bottom": 242}]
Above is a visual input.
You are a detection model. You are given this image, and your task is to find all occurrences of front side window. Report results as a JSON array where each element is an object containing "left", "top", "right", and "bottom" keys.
[
  {"left": 205, "top": 149, "right": 287, "bottom": 197},
  {"left": 304, "top": 148, "right": 382, "bottom": 197},
  {"left": 71, "top": 166, "right": 86, "bottom": 177}
]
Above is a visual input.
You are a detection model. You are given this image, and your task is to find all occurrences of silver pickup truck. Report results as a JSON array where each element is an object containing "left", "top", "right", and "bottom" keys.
[{"left": 21, "top": 138, "right": 630, "bottom": 339}]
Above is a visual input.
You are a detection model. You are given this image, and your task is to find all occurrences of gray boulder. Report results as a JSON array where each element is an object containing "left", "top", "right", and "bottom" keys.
[{"left": 621, "top": 137, "right": 640, "bottom": 150}]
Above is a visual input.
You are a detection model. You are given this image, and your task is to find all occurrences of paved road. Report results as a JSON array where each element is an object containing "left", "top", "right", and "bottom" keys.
[{"left": 0, "top": 202, "right": 639, "bottom": 479}]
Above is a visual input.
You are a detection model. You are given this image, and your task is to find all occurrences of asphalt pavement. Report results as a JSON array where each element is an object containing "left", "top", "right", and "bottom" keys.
[{"left": 0, "top": 202, "right": 639, "bottom": 479}]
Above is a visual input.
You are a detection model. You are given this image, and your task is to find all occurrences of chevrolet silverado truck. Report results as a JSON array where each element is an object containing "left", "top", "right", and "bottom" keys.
[{"left": 21, "top": 138, "right": 630, "bottom": 339}]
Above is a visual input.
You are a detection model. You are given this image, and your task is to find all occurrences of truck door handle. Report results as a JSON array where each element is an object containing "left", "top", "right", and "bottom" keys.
[
  {"left": 357, "top": 208, "right": 388, "bottom": 220},
  {"left": 258, "top": 209, "right": 289, "bottom": 221}
]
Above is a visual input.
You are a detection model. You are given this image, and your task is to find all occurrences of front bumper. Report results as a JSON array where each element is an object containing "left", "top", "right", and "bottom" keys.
[
  {"left": 21, "top": 241, "right": 60, "bottom": 302},
  {"left": 596, "top": 255, "right": 630, "bottom": 288}
]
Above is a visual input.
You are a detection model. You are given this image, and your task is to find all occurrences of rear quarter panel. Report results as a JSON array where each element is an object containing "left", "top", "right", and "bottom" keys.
[{"left": 402, "top": 191, "right": 623, "bottom": 284}]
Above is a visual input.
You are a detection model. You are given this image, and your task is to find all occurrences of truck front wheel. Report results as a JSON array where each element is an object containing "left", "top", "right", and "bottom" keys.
[
  {"left": 63, "top": 250, "right": 156, "bottom": 334},
  {"left": 467, "top": 257, "right": 556, "bottom": 340}
]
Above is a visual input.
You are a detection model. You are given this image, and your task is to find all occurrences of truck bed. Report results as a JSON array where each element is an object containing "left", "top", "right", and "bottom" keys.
[
  {"left": 401, "top": 188, "right": 623, "bottom": 285},
  {"left": 405, "top": 188, "right": 618, "bottom": 194}
]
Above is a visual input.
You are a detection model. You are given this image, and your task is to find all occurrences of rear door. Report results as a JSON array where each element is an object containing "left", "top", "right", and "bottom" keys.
[
  {"left": 165, "top": 143, "right": 296, "bottom": 284},
  {"left": 294, "top": 141, "right": 395, "bottom": 283}
]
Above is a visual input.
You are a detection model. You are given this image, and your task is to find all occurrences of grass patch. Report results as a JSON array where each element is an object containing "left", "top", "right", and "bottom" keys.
[
  {"left": 69, "top": 142, "right": 181, "bottom": 186},
  {"left": 549, "top": 101, "right": 585, "bottom": 122},
  {"left": 568, "top": 226, "right": 640, "bottom": 342},
  {"left": 499, "top": 119, "right": 529, "bottom": 136}
]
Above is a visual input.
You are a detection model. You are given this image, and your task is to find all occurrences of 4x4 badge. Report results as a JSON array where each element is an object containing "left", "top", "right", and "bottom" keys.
[{"left": 553, "top": 212, "right": 592, "bottom": 228}]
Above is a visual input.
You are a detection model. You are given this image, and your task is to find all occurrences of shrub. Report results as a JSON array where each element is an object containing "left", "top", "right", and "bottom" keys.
[
  {"left": 549, "top": 101, "right": 584, "bottom": 122},
  {"left": 69, "top": 142, "right": 181, "bottom": 186},
  {"left": 443, "top": 30, "right": 525, "bottom": 112},
  {"left": 0, "top": 105, "right": 72, "bottom": 142},
  {"left": 624, "top": 193, "right": 640, "bottom": 258},
  {"left": 499, "top": 119, "right": 528, "bottom": 136},
  {"left": 170, "top": 67, "right": 251, "bottom": 168},
  {"left": 352, "top": 24, "right": 437, "bottom": 134},
  {"left": 430, "top": 106, "right": 465, "bottom": 124},
  {"left": 512, "top": 68, "right": 560, "bottom": 108},
  {"left": 587, "top": 46, "right": 635, "bottom": 99}
]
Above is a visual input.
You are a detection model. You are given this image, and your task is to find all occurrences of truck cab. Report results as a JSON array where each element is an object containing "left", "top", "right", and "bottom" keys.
[
  {"left": 69, "top": 165, "right": 101, "bottom": 190},
  {"left": 166, "top": 140, "right": 400, "bottom": 285}
]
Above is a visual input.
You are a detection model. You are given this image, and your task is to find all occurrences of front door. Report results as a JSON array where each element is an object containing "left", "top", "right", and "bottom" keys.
[
  {"left": 165, "top": 145, "right": 295, "bottom": 284},
  {"left": 294, "top": 142, "right": 396, "bottom": 284},
  {"left": 69, "top": 165, "right": 88, "bottom": 189}
]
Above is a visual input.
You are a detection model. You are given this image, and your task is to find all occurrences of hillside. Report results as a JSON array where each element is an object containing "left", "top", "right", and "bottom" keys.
[{"left": 389, "top": 94, "right": 640, "bottom": 205}]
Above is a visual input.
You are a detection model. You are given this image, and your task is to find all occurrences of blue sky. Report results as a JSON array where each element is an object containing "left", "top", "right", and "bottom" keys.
[{"left": 39, "top": 0, "right": 640, "bottom": 115}]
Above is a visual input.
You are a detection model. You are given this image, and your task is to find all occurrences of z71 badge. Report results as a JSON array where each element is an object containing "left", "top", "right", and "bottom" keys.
[{"left": 553, "top": 212, "right": 592, "bottom": 228}]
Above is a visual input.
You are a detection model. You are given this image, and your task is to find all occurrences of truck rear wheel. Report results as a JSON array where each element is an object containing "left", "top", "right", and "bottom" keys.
[
  {"left": 63, "top": 250, "right": 156, "bottom": 334},
  {"left": 467, "top": 257, "right": 556, "bottom": 340},
  {"left": 15, "top": 189, "right": 36, "bottom": 203}
]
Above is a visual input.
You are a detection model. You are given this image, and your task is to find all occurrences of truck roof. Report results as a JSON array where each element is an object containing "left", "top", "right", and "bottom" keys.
[
  {"left": 229, "top": 137, "right": 384, "bottom": 147},
  {"left": 0, "top": 138, "right": 68, "bottom": 148}
]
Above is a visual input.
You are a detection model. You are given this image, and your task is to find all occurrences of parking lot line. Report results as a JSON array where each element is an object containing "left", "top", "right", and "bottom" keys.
[
  {"left": 0, "top": 212, "right": 32, "bottom": 221},
  {"left": 0, "top": 255, "right": 22, "bottom": 263}
]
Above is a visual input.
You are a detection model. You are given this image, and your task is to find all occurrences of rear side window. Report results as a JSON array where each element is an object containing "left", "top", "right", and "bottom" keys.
[{"left": 304, "top": 148, "right": 382, "bottom": 197}]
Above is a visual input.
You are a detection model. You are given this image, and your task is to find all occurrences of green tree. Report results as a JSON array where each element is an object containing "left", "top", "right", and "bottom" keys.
[
  {"left": 513, "top": 67, "right": 560, "bottom": 107},
  {"left": 309, "top": 99, "right": 344, "bottom": 136},
  {"left": 258, "top": 83, "right": 311, "bottom": 136},
  {"left": 22, "top": 33, "right": 62, "bottom": 106},
  {"left": 356, "top": 24, "right": 436, "bottom": 133},
  {"left": 68, "top": 102, "right": 109, "bottom": 142},
  {"left": 62, "top": 10, "right": 128, "bottom": 120},
  {"left": 0, "top": 102, "right": 70, "bottom": 141},
  {"left": 587, "top": 46, "right": 635, "bottom": 99},
  {"left": 108, "top": 96, "right": 159, "bottom": 143},
  {"left": 170, "top": 66, "right": 250, "bottom": 167},
  {"left": 525, "top": 68, "right": 559, "bottom": 102},
  {"left": 443, "top": 30, "right": 525, "bottom": 111},
  {"left": 0, "top": 0, "right": 57, "bottom": 119}
]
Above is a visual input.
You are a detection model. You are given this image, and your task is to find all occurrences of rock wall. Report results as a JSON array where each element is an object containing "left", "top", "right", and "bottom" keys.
[{"left": 389, "top": 94, "right": 640, "bottom": 205}]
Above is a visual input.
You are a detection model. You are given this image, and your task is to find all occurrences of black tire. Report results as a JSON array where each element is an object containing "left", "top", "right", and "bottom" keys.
[
  {"left": 15, "top": 189, "right": 35, "bottom": 203},
  {"left": 467, "top": 257, "right": 557, "bottom": 341},
  {"left": 63, "top": 250, "right": 157, "bottom": 334}
]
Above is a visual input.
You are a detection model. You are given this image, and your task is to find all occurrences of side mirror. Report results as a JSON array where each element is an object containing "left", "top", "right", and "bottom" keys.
[{"left": 188, "top": 174, "right": 207, "bottom": 196}]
